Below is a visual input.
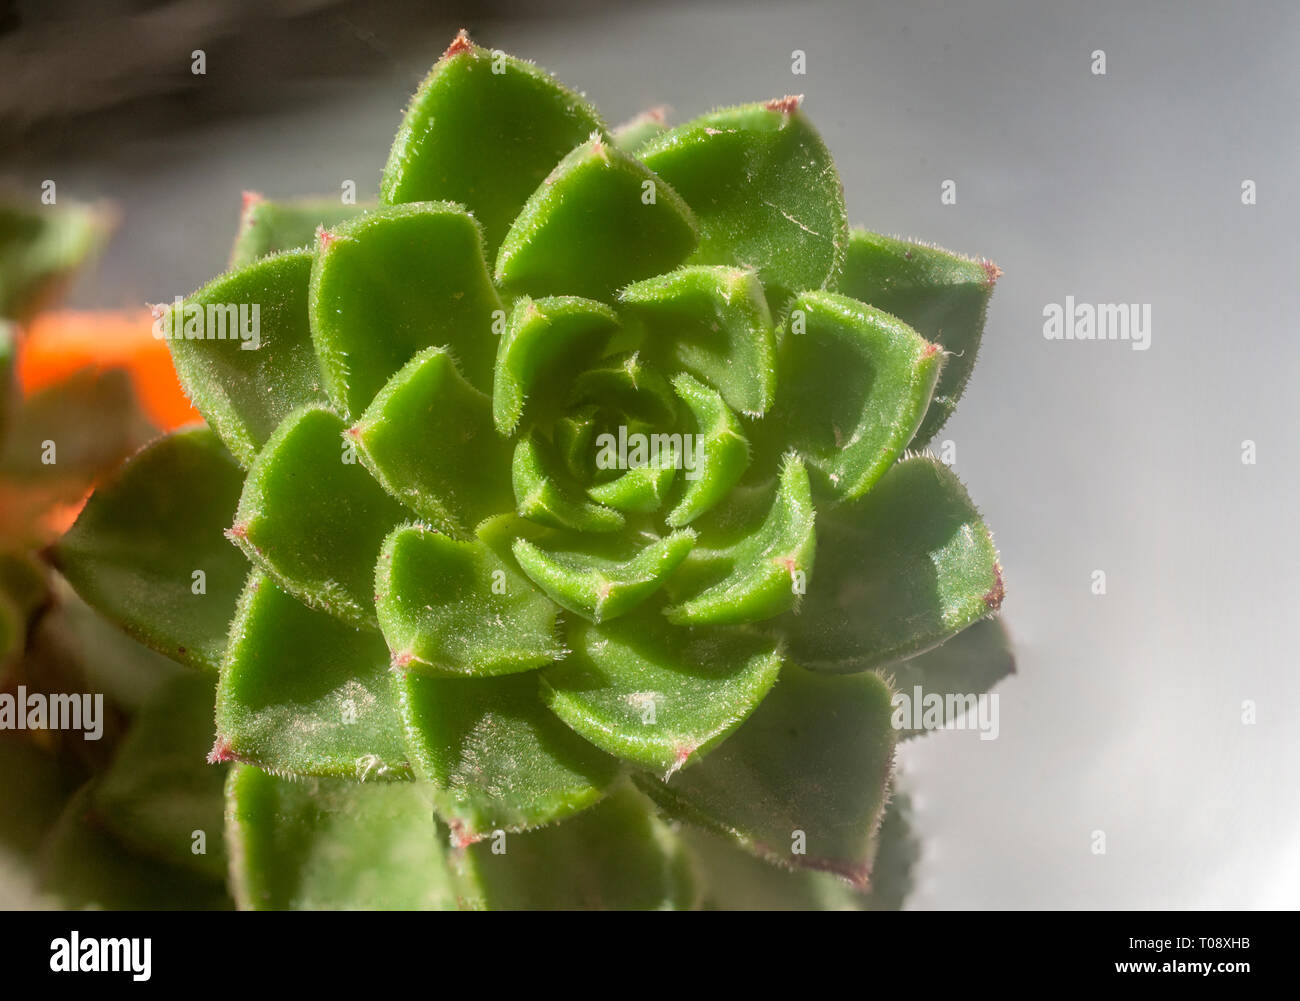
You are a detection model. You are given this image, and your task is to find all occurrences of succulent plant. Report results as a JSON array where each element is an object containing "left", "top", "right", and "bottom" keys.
[{"left": 53, "top": 30, "right": 1009, "bottom": 909}]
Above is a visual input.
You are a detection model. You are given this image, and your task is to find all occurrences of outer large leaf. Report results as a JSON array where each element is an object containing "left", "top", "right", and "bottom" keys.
[
  {"left": 375, "top": 523, "right": 565, "bottom": 677},
  {"left": 0, "top": 200, "right": 108, "bottom": 323},
  {"left": 639, "top": 100, "right": 848, "bottom": 302},
  {"left": 226, "top": 765, "right": 459, "bottom": 910},
  {"left": 228, "top": 193, "right": 368, "bottom": 269},
  {"left": 784, "top": 455, "right": 1003, "bottom": 672},
  {"left": 55, "top": 428, "right": 246, "bottom": 671},
  {"left": 458, "top": 785, "right": 695, "bottom": 910},
  {"left": 381, "top": 30, "right": 606, "bottom": 252},
  {"left": 681, "top": 827, "right": 864, "bottom": 910},
  {"left": 541, "top": 612, "right": 781, "bottom": 775},
  {"left": 92, "top": 672, "right": 227, "bottom": 881},
  {"left": 37, "top": 786, "right": 230, "bottom": 910},
  {"left": 635, "top": 665, "right": 895, "bottom": 887},
  {"left": 835, "top": 229, "right": 999, "bottom": 447},
  {"left": 397, "top": 669, "right": 620, "bottom": 843},
  {"left": 215, "top": 571, "right": 409, "bottom": 779},
  {"left": 352, "top": 347, "right": 513, "bottom": 536},
  {"left": 887, "top": 617, "right": 1015, "bottom": 738},
  {"left": 231, "top": 406, "right": 407, "bottom": 629},
  {"left": 165, "top": 250, "right": 327, "bottom": 467},
  {"left": 772, "top": 290, "right": 941, "bottom": 501},
  {"left": 620, "top": 266, "right": 777, "bottom": 417},
  {"left": 309, "top": 202, "right": 503, "bottom": 413},
  {"left": 496, "top": 134, "right": 698, "bottom": 301}
]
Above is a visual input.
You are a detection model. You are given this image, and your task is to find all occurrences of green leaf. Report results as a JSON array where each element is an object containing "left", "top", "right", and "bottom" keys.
[
  {"left": 585, "top": 446, "right": 679, "bottom": 513},
  {"left": 784, "top": 455, "right": 1003, "bottom": 672},
  {"left": 512, "top": 432, "right": 625, "bottom": 533},
  {"left": 612, "top": 108, "right": 668, "bottom": 151},
  {"left": 664, "top": 456, "right": 815, "bottom": 625},
  {"left": 216, "top": 571, "right": 409, "bottom": 779},
  {"left": 381, "top": 30, "right": 606, "bottom": 254},
  {"left": 495, "top": 134, "right": 698, "bottom": 301},
  {"left": 774, "top": 290, "right": 941, "bottom": 500},
  {"left": 457, "top": 785, "right": 695, "bottom": 910},
  {"left": 492, "top": 295, "right": 620, "bottom": 435},
  {"left": 835, "top": 229, "right": 999, "bottom": 447},
  {"left": 541, "top": 611, "right": 781, "bottom": 774},
  {"left": 639, "top": 100, "right": 848, "bottom": 303},
  {"left": 620, "top": 266, "right": 777, "bottom": 417},
  {"left": 397, "top": 669, "right": 620, "bottom": 841},
  {"left": 664, "top": 373, "right": 750, "bottom": 526},
  {"left": 512, "top": 529, "right": 695, "bottom": 622},
  {"left": 165, "top": 250, "right": 327, "bottom": 467},
  {"left": 55, "top": 428, "right": 247, "bottom": 671},
  {"left": 566, "top": 353, "right": 678, "bottom": 425},
  {"left": 0, "top": 200, "right": 109, "bottom": 323},
  {"left": 886, "top": 617, "right": 1015, "bottom": 738},
  {"left": 226, "top": 764, "right": 459, "bottom": 910},
  {"left": 859, "top": 789, "right": 921, "bottom": 910},
  {"left": 38, "top": 785, "right": 231, "bottom": 910},
  {"left": 92, "top": 672, "right": 228, "bottom": 881},
  {"left": 228, "top": 193, "right": 368, "bottom": 270},
  {"left": 231, "top": 406, "right": 406, "bottom": 628},
  {"left": 376, "top": 523, "right": 565, "bottom": 676},
  {"left": 309, "top": 202, "right": 504, "bottom": 413},
  {"left": 681, "top": 827, "right": 865, "bottom": 910},
  {"left": 0, "top": 367, "right": 153, "bottom": 485},
  {"left": 351, "top": 347, "right": 513, "bottom": 536},
  {"left": 635, "top": 665, "right": 895, "bottom": 887}
]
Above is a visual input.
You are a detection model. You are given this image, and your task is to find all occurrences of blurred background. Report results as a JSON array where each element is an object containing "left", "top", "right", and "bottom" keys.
[{"left": 1, "top": 0, "right": 1296, "bottom": 908}]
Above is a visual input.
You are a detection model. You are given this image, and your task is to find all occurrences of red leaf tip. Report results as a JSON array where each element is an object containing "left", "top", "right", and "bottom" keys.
[
  {"left": 764, "top": 94, "right": 804, "bottom": 115},
  {"left": 984, "top": 562, "right": 1005, "bottom": 610},
  {"left": 241, "top": 190, "right": 263, "bottom": 213},
  {"left": 444, "top": 28, "right": 473, "bottom": 58},
  {"left": 207, "top": 738, "right": 235, "bottom": 765},
  {"left": 225, "top": 523, "right": 249, "bottom": 542},
  {"left": 982, "top": 259, "right": 1003, "bottom": 288},
  {"left": 316, "top": 225, "right": 336, "bottom": 250}
]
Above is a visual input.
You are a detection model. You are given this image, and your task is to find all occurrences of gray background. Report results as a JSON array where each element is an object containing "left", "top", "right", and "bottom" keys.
[{"left": 7, "top": 0, "right": 1297, "bottom": 907}]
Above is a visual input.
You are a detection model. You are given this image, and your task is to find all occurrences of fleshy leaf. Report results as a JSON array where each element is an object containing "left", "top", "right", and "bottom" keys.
[
  {"left": 495, "top": 133, "right": 698, "bottom": 301},
  {"left": 397, "top": 669, "right": 620, "bottom": 842},
  {"left": 887, "top": 617, "right": 1015, "bottom": 738},
  {"left": 512, "top": 529, "right": 695, "bottom": 622},
  {"left": 55, "top": 428, "right": 246, "bottom": 671},
  {"left": 226, "top": 764, "right": 459, "bottom": 910},
  {"left": 774, "top": 290, "right": 941, "bottom": 500},
  {"left": 216, "top": 571, "right": 409, "bottom": 779},
  {"left": 231, "top": 406, "right": 407, "bottom": 628},
  {"left": 458, "top": 785, "right": 695, "bottom": 910},
  {"left": 635, "top": 665, "right": 895, "bottom": 887},
  {"left": 92, "top": 672, "right": 227, "bottom": 881},
  {"left": 0, "top": 199, "right": 109, "bottom": 324},
  {"left": 612, "top": 107, "right": 668, "bottom": 151},
  {"left": 541, "top": 612, "right": 781, "bottom": 774},
  {"left": 512, "top": 432, "right": 625, "bottom": 533},
  {"left": 682, "top": 827, "right": 865, "bottom": 910},
  {"left": 639, "top": 99, "right": 848, "bottom": 302},
  {"left": 566, "top": 353, "right": 677, "bottom": 426},
  {"left": 664, "top": 456, "right": 815, "bottom": 625},
  {"left": 165, "top": 250, "right": 327, "bottom": 467},
  {"left": 492, "top": 295, "right": 620, "bottom": 435},
  {"left": 835, "top": 229, "right": 999, "bottom": 447},
  {"left": 352, "top": 347, "right": 513, "bottom": 536},
  {"left": 309, "top": 201, "right": 503, "bottom": 413},
  {"left": 620, "top": 266, "right": 776, "bottom": 417},
  {"left": 664, "top": 373, "right": 750, "bottom": 526},
  {"left": 381, "top": 30, "right": 606, "bottom": 254},
  {"left": 784, "top": 455, "right": 1003, "bottom": 672},
  {"left": 228, "top": 193, "right": 368, "bottom": 269},
  {"left": 585, "top": 450, "right": 678, "bottom": 513},
  {"left": 376, "top": 523, "right": 565, "bottom": 676}
]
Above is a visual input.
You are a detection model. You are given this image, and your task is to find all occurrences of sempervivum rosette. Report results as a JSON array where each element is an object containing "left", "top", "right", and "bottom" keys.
[{"left": 55, "top": 31, "right": 1007, "bottom": 910}]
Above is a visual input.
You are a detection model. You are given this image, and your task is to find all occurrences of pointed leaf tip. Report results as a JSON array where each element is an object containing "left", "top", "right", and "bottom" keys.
[{"left": 444, "top": 28, "right": 473, "bottom": 58}]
